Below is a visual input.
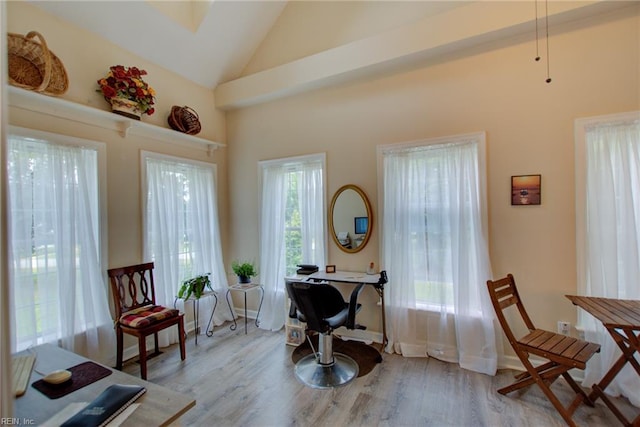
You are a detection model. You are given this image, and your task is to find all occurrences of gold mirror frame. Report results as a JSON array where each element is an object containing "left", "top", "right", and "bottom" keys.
[{"left": 328, "top": 184, "right": 373, "bottom": 253}]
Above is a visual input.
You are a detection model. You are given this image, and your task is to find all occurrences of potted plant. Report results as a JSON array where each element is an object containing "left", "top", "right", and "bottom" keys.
[
  {"left": 231, "top": 261, "right": 257, "bottom": 284},
  {"left": 97, "top": 65, "right": 156, "bottom": 120},
  {"left": 177, "top": 274, "right": 212, "bottom": 301}
]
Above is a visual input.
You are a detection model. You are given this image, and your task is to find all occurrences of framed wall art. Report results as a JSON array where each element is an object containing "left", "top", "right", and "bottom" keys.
[{"left": 511, "top": 174, "right": 541, "bottom": 205}]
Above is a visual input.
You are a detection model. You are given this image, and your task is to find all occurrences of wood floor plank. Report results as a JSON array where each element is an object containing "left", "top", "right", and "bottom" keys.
[{"left": 122, "top": 322, "right": 637, "bottom": 426}]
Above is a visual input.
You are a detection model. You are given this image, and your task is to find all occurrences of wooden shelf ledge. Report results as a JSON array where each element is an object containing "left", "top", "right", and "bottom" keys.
[{"left": 7, "top": 86, "right": 225, "bottom": 153}]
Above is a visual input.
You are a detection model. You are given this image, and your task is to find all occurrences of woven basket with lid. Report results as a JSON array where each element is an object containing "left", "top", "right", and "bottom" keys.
[{"left": 7, "top": 31, "right": 69, "bottom": 96}]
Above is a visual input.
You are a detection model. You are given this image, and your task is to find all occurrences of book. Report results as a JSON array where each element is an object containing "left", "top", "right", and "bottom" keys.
[{"left": 61, "top": 384, "right": 146, "bottom": 427}]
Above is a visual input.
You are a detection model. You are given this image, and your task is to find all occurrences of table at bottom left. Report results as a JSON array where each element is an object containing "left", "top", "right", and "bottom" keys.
[{"left": 14, "top": 343, "right": 195, "bottom": 426}]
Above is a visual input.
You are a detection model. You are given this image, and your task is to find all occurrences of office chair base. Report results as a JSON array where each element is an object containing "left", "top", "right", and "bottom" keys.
[{"left": 294, "top": 352, "right": 359, "bottom": 389}]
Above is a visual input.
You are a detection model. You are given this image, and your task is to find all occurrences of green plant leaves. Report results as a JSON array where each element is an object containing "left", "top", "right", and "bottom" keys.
[
  {"left": 231, "top": 261, "right": 257, "bottom": 277},
  {"left": 177, "top": 274, "right": 212, "bottom": 300}
]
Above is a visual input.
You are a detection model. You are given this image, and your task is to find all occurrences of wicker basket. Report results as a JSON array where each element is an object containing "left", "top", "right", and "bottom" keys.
[
  {"left": 168, "top": 106, "right": 201, "bottom": 135},
  {"left": 8, "top": 31, "right": 69, "bottom": 96}
]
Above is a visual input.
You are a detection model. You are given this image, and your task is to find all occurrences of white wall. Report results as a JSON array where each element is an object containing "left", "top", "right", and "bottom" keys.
[{"left": 227, "top": 4, "right": 640, "bottom": 360}]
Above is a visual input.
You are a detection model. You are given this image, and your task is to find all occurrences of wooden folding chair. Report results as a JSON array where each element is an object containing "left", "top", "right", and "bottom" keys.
[{"left": 487, "top": 274, "right": 601, "bottom": 426}]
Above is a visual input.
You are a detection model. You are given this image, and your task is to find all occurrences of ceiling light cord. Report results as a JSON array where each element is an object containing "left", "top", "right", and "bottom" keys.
[
  {"left": 534, "top": 0, "right": 552, "bottom": 83},
  {"left": 545, "top": 0, "right": 552, "bottom": 83},
  {"left": 534, "top": 0, "right": 540, "bottom": 62}
]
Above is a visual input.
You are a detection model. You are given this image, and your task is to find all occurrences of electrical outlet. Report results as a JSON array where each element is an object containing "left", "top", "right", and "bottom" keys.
[{"left": 557, "top": 321, "right": 570, "bottom": 336}]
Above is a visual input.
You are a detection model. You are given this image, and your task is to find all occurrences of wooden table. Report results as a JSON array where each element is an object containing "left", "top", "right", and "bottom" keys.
[
  {"left": 566, "top": 295, "right": 640, "bottom": 426},
  {"left": 14, "top": 343, "right": 195, "bottom": 426}
]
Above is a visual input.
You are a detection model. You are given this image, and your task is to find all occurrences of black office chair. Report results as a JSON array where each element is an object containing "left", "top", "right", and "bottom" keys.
[{"left": 286, "top": 280, "right": 365, "bottom": 389}]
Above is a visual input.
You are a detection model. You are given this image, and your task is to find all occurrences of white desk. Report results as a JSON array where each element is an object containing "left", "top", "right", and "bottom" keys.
[
  {"left": 14, "top": 344, "right": 195, "bottom": 426},
  {"left": 306, "top": 270, "right": 388, "bottom": 349},
  {"left": 307, "top": 270, "right": 383, "bottom": 286}
]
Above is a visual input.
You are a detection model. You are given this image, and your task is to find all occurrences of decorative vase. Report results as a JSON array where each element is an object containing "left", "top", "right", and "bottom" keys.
[{"left": 110, "top": 97, "right": 142, "bottom": 120}]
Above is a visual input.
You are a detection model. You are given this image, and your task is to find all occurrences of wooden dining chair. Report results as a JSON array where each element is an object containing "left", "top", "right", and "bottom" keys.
[
  {"left": 486, "top": 274, "right": 601, "bottom": 427},
  {"left": 108, "top": 262, "right": 186, "bottom": 380}
]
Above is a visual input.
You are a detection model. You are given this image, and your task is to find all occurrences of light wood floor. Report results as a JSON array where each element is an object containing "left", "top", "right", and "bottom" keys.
[{"left": 122, "top": 322, "right": 637, "bottom": 426}]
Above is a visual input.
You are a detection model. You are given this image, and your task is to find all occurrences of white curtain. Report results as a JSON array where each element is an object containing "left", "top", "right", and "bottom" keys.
[
  {"left": 580, "top": 117, "right": 640, "bottom": 407},
  {"left": 7, "top": 134, "right": 114, "bottom": 363},
  {"left": 299, "top": 163, "right": 325, "bottom": 265},
  {"left": 258, "top": 154, "right": 326, "bottom": 331},
  {"left": 380, "top": 135, "right": 498, "bottom": 375},
  {"left": 257, "top": 164, "right": 288, "bottom": 331},
  {"left": 144, "top": 154, "right": 233, "bottom": 346},
  {"left": 188, "top": 165, "right": 233, "bottom": 327}
]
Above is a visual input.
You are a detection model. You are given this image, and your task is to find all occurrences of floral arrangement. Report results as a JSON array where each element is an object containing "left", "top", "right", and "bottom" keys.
[{"left": 97, "top": 65, "right": 156, "bottom": 115}]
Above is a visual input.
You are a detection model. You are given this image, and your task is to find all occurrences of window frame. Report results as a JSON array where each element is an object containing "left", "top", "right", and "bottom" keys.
[
  {"left": 140, "top": 150, "right": 219, "bottom": 280},
  {"left": 574, "top": 110, "right": 640, "bottom": 296},
  {"left": 258, "top": 152, "right": 328, "bottom": 276},
  {"left": 377, "top": 132, "right": 488, "bottom": 311},
  {"left": 8, "top": 125, "right": 108, "bottom": 279},
  {"left": 7, "top": 125, "right": 108, "bottom": 347}
]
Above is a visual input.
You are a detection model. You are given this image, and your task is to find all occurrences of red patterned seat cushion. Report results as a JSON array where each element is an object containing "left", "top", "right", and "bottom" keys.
[{"left": 119, "top": 305, "right": 179, "bottom": 328}]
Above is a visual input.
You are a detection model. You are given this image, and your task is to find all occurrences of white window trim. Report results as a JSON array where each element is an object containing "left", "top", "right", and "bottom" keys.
[
  {"left": 8, "top": 125, "right": 108, "bottom": 275},
  {"left": 141, "top": 150, "right": 218, "bottom": 176}
]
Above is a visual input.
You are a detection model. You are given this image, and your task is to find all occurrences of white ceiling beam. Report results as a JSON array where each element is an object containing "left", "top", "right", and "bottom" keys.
[{"left": 215, "top": 1, "right": 627, "bottom": 110}]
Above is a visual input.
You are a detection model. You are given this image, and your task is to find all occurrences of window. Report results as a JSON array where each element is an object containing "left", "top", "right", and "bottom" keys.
[
  {"left": 7, "top": 127, "right": 110, "bottom": 353},
  {"left": 258, "top": 153, "right": 326, "bottom": 331},
  {"left": 576, "top": 112, "right": 640, "bottom": 300},
  {"left": 260, "top": 154, "right": 326, "bottom": 277},
  {"left": 283, "top": 170, "right": 303, "bottom": 276},
  {"left": 575, "top": 111, "right": 640, "bottom": 402},
  {"left": 379, "top": 133, "right": 490, "bottom": 311},
  {"left": 142, "top": 152, "right": 227, "bottom": 306},
  {"left": 379, "top": 133, "right": 496, "bottom": 372},
  {"left": 280, "top": 165, "right": 325, "bottom": 276}
]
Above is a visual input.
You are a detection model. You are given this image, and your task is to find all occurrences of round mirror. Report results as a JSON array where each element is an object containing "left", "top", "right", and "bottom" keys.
[{"left": 329, "top": 184, "right": 373, "bottom": 253}]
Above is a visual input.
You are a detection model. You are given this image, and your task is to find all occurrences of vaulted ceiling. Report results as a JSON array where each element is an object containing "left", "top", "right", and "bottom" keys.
[
  {"left": 29, "top": 1, "right": 634, "bottom": 110},
  {"left": 30, "top": 0, "right": 289, "bottom": 88},
  {"left": 29, "top": 0, "right": 467, "bottom": 90}
]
